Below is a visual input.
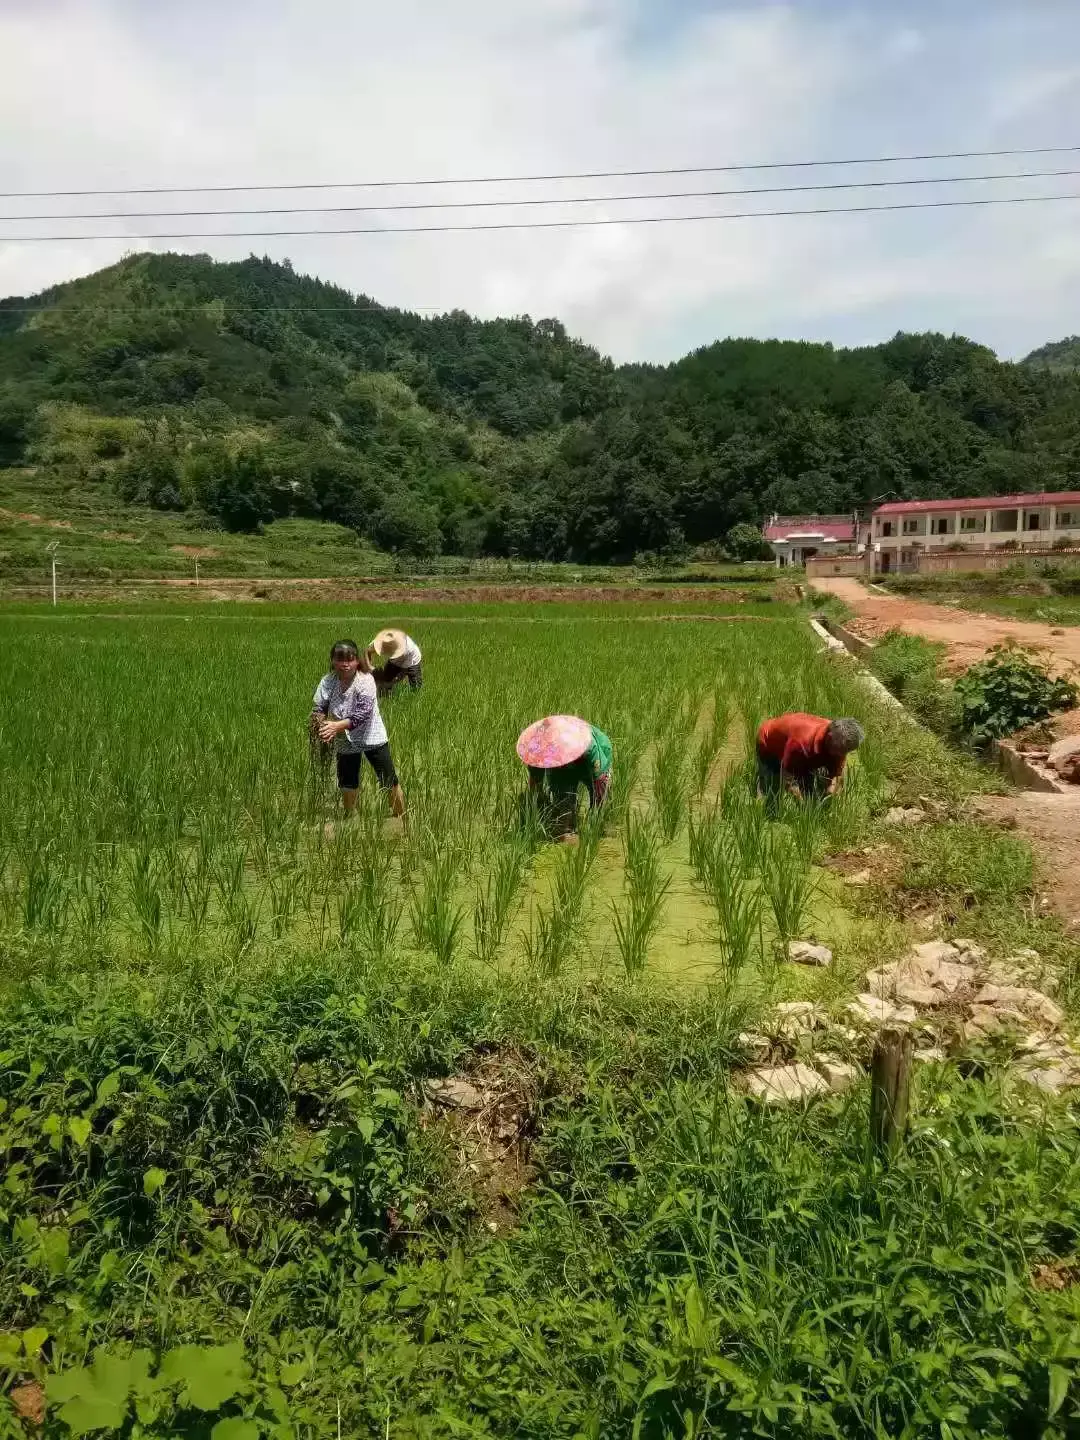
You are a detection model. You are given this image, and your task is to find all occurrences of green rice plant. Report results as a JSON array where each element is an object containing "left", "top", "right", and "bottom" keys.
[
  {"left": 653, "top": 734, "right": 689, "bottom": 841},
  {"left": 762, "top": 829, "right": 816, "bottom": 950},
  {"left": 691, "top": 688, "right": 731, "bottom": 798},
  {"left": 473, "top": 837, "right": 529, "bottom": 967},
  {"left": 411, "top": 848, "right": 465, "bottom": 966},
  {"left": 611, "top": 813, "right": 671, "bottom": 978},
  {"left": 126, "top": 847, "right": 163, "bottom": 954}
]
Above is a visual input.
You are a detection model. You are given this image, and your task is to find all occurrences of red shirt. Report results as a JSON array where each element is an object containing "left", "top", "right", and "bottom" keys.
[{"left": 756, "top": 713, "right": 845, "bottom": 779}]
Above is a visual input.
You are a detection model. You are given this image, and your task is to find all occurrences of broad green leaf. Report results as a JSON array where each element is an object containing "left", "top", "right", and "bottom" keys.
[
  {"left": 142, "top": 1167, "right": 167, "bottom": 1199},
  {"left": 56, "top": 1391, "right": 130, "bottom": 1435},
  {"left": 0, "top": 1332, "right": 22, "bottom": 1364},
  {"left": 211, "top": 1418, "right": 261, "bottom": 1440},
  {"left": 68, "top": 1116, "right": 92, "bottom": 1147},
  {"left": 356, "top": 1114, "right": 375, "bottom": 1143},
  {"left": 1049, "top": 1363, "right": 1070, "bottom": 1419},
  {"left": 278, "top": 1360, "right": 307, "bottom": 1387},
  {"left": 22, "top": 1326, "right": 48, "bottom": 1356},
  {"left": 159, "top": 1342, "right": 251, "bottom": 1410},
  {"left": 95, "top": 1071, "right": 120, "bottom": 1104}
]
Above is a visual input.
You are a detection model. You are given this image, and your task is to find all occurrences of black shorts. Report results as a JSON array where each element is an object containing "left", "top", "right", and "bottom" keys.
[
  {"left": 336, "top": 743, "right": 398, "bottom": 791},
  {"left": 379, "top": 660, "right": 423, "bottom": 691}
]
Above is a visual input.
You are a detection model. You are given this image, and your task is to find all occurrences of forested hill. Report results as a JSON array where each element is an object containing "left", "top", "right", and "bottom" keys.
[
  {"left": 1022, "top": 337, "right": 1080, "bottom": 373},
  {"left": 1, "top": 251, "right": 1079, "bottom": 563}
]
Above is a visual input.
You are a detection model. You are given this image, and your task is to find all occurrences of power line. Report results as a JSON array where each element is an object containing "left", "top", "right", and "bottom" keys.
[
  {"left": 2, "top": 167, "right": 1076, "bottom": 223},
  {"left": 1, "top": 144, "right": 1078, "bottom": 199},
  {"left": 0, "top": 190, "right": 1077, "bottom": 242}
]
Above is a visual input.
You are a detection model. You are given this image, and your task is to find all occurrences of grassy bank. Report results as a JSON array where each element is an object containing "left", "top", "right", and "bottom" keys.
[{"left": 1, "top": 603, "right": 1078, "bottom": 1437}]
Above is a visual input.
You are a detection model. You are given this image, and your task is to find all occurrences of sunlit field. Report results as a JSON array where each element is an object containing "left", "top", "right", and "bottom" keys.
[
  {"left": 0, "top": 601, "right": 891, "bottom": 988},
  {"left": 2, "top": 601, "right": 1079, "bottom": 1440}
]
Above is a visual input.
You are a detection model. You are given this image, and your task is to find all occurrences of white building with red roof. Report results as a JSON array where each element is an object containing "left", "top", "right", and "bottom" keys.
[
  {"left": 870, "top": 491, "right": 1080, "bottom": 574},
  {"left": 764, "top": 514, "right": 860, "bottom": 568}
]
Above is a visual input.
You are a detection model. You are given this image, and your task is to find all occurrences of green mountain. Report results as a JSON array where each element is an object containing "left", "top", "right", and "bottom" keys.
[
  {"left": 2, "top": 252, "right": 1080, "bottom": 563},
  {"left": 1022, "top": 336, "right": 1080, "bottom": 373}
]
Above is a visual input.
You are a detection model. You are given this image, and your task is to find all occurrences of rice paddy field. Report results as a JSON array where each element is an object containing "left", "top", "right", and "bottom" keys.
[{"left": 1, "top": 597, "right": 1079, "bottom": 1438}]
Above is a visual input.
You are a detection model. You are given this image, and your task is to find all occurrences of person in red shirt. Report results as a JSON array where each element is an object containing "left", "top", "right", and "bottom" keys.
[{"left": 756, "top": 713, "right": 864, "bottom": 802}]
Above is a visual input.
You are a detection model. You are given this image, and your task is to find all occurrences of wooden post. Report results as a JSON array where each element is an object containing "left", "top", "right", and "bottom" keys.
[{"left": 870, "top": 1027, "right": 914, "bottom": 1158}]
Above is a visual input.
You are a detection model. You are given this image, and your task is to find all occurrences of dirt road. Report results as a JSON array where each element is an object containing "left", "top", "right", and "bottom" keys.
[{"left": 814, "top": 578, "right": 1080, "bottom": 673}]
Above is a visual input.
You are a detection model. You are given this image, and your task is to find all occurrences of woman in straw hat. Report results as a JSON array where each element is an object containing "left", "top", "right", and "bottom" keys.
[
  {"left": 516, "top": 715, "right": 613, "bottom": 843},
  {"left": 368, "top": 628, "right": 423, "bottom": 693}
]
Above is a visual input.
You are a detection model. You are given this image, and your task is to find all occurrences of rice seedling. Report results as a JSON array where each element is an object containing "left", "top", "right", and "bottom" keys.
[
  {"left": 611, "top": 813, "right": 671, "bottom": 977},
  {"left": 762, "top": 828, "right": 816, "bottom": 951}
]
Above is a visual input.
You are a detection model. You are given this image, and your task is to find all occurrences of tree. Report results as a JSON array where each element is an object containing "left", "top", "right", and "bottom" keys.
[
  {"left": 725, "top": 521, "right": 772, "bottom": 561},
  {"left": 370, "top": 495, "right": 442, "bottom": 557}
]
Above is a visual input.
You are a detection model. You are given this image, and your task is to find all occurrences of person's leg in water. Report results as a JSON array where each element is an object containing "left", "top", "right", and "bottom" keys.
[
  {"left": 336, "top": 751, "right": 362, "bottom": 815},
  {"left": 364, "top": 742, "right": 406, "bottom": 818},
  {"left": 756, "top": 753, "right": 784, "bottom": 817},
  {"left": 549, "top": 778, "right": 580, "bottom": 844}
]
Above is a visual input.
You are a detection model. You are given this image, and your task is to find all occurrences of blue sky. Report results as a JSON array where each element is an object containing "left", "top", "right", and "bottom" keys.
[{"left": 1, "top": 0, "right": 1078, "bottom": 363}]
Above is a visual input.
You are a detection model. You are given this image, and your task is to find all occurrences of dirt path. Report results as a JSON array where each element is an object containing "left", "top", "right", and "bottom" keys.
[
  {"left": 970, "top": 792, "right": 1080, "bottom": 927},
  {"left": 812, "top": 579, "right": 1080, "bottom": 923},
  {"left": 814, "top": 577, "right": 1080, "bottom": 674}
]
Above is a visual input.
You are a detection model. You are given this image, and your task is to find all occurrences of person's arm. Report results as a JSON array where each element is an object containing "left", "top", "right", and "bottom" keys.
[{"left": 823, "top": 754, "right": 846, "bottom": 795}]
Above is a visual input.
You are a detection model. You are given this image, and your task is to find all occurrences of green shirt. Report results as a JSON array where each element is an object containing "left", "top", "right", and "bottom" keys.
[{"left": 530, "top": 725, "right": 612, "bottom": 795}]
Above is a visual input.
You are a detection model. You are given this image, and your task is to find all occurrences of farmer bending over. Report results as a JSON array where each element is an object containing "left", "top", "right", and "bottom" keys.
[
  {"left": 517, "top": 715, "right": 612, "bottom": 844},
  {"left": 311, "top": 639, "right": 405, "bottom": 818},
  {"left": 756, "top": 713, "right": 864, "bottom": 802},
  {"left": 368, "top": 629, "right": 423, "bottom": 692}
]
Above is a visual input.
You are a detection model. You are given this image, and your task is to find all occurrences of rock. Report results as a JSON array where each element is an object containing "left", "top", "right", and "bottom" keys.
[
  {"left": 912, "top": 940, "right": 961, "bottom": 966},
  {"left": 741, "top": 1063, "right": 830, "bottom": 1105},
  {"left": 787, "top": 940, "right": 833, "bottom": 967},
  {"left": 914, "top": 1046, "right": 946, "bottom": 1064},
  {"left": 771, "top": 1001, "right": 825, "bottom": 1039},
  {"left": 815, "top": 1056, "right": 861, "bottom": 1092},
  {"left": 425, "top": 1077, "right": 486, "bottom": 1110},
  {"left": 844, "top": 869, "right": 872, "bottom": 887},
  {"left": 736, "top": 1031, "right": 772, "bottom": 1063},
  {"left": 973, "top": 985, "right": 1063, "bottom": 1030},
  {"left": 884, "top": 806, "right": 927, "bottom": 826},
  {"left": 825, "top": 1025, "right": 860, "bottom": 1046},
  {"left": 1019, "top": 1064, "right": 1075, "bottom": 1094},
  {"left": 1048, "top": 736, "right": 1080, "bottom": 781},
  {"left": 894, "top": 981, "right": 948, "bottom": 1009},
  {"left": 965, "top": 1005, "right": 1026, "bottom": 1038},
  {"left": 846, "top": 994, "right": 918, "bottom": 1027},
  {"left": 1051, "top": 627, "right": 1066, "bottom": 636},
  {"left": 951, "top": 939, "right": 988, "bottom": 964}
]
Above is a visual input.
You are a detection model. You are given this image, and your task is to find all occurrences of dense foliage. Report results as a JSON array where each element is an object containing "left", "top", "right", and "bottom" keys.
[{"left": 3, "top": 252, "right": 1080, "bottom": 560}]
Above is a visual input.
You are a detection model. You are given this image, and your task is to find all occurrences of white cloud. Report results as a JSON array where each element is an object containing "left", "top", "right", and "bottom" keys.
[{"left": 0, "top": 0, "right": 1078, "bottom": 361}]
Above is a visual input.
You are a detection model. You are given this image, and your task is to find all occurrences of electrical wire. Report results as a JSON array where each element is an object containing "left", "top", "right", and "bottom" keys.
[
  {"left": 1, "top": 144, "right": 1078, "bottom": 199},
  {"left": 2, "top": 167, "right": 1077, "bottom": 222},
  {"left": 0, "top": 190, "right": 1077, "bottom": 242}
]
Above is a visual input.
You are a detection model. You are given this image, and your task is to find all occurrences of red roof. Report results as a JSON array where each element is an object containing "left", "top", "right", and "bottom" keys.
[
  {"left": 764, "top": 520, "right": 855, "bottom": 542},
  {"left": 875, "top": 491, "right": 1080, "bottom": 516}
]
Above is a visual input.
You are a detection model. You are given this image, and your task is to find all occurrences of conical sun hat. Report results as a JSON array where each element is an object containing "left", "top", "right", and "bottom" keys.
[
  {"left": 516, "top": 715, "right": 592, "bottom": 769},
  {"left": 372, "top": 628, "right": 409, "bottom": 660}
]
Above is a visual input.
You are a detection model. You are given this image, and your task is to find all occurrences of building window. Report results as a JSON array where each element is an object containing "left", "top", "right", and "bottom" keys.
[
  {"left": 902, "top": 518, "right": 921, "bottom": 535},
  {"left": 1058, "top": 511, "right": 1079, "bottom": 528},
  {"left": 1026, "top": 512, "right": 1043, "bottom": 531},
  {"left": 879, "top": 520, "right": 894, "bottom": 537},
  {"left": 960, "top": 515, "right": 983, "bottom": 532},
  {"left": 931, "top": 516, "right": 952, "bottom": 536}
]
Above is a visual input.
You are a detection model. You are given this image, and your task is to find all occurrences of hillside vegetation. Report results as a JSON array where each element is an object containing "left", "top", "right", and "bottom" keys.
[
  {"left": 2, "top": 252, "right": 1080, "bottom": 564},
  {"left": 1023, "top": 336, "right": 1080, "bottom": 374}
]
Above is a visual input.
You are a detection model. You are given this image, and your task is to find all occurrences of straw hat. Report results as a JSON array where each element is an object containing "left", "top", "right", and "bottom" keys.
[
  {"left": 516, "top": 715, "right": 592, "bottom": 769},
  {"left": 371, "top": 628, "right": 409, "bottom": 661}
]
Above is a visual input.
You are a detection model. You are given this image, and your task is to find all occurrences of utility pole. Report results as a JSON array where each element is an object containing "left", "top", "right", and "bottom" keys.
[
  {"left": 194, "top": 557, "right": 200, "bottom": 588},
  {"left": 46, "top": 540, "right": 59, "bottom": 607}
]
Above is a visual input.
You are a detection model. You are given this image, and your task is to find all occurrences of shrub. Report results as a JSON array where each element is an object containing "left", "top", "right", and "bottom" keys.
[{"left": 953, "top": 643, "right": 1078, "bottom": 741}]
